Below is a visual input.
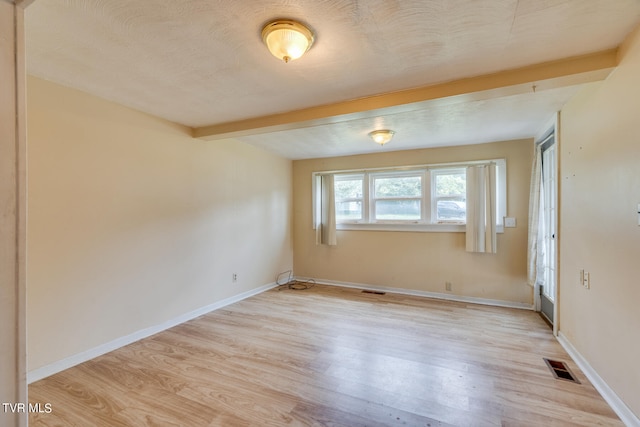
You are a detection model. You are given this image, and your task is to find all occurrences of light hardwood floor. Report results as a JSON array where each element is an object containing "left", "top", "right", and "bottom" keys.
[{"left": 29, "top": 285, "right": 622, "bottom": 426}]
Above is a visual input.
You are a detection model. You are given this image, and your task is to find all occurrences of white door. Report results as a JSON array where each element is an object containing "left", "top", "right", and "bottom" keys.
[{"left": 539, "top": 137, "right": 557, "bottom": 325}]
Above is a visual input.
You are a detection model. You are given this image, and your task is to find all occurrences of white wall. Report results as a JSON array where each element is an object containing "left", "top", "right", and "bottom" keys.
[
  {"left": 293, "top": 139, "right": 533, "bottom": 305},
  {"left": 559, "top": 25, "right": 640, "bottom": 418},
  {"left": 26, "top": 77, "right": 293, "bottom": 372}
]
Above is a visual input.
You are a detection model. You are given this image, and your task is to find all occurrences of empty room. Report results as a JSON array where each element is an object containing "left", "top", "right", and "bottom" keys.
[{"left": 2, "top": 1, "right": 639, "bottom": 426}]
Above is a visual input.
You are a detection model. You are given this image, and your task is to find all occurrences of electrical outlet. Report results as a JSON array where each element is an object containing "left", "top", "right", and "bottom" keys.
[
  {"left": 445, "top": 282, "right": 452, "bottom": 291},
  {"left": 583, "top": 271, "right": 590, "bottom": 289},
  {"left": 580, "top": 270, "right": 590, "bottom": 289},
  {"left": 232, "top": 273, "right": 237, "bottom": 283}
]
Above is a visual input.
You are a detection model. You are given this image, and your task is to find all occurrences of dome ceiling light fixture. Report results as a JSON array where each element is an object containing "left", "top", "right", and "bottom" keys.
[
  {"left": 261, "top": 19, "right": 315, "bottom": 63},
  {"left": 368, "top": 129, "right": 395, "bottom": 146}
]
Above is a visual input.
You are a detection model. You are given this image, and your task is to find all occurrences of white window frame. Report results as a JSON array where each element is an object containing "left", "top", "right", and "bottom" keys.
[
  {"left": 313, "top": 159, "right": 507, "bottom": 233},
  {"left": 369, "top": 170, "right": 424, "bottom": 223},
  {"left": 431, "top": 167, "right": 467, "bottom": 224},
  {"left": 334, "top": 173, "right": 365, "bottom": 222}
]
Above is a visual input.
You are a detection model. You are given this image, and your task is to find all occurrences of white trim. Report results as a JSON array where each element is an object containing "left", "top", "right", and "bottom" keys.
[
  {"left": 339, "top": 222, "right": 463, "bottom": 233},
  {"left": 27, "top": 282, "right": 278, "bottom": 384},
  {"left": 534, "top": 113, "right": 559, "bottom": 143},
  {"left": 337, "top": 223, "right": 505, "bottom": 233},
  {"left": 314, "top": 158, "right": 506, "bottom": 176},
  {"left": 557, "top": 332, "right": 639, "bottom": 427},
  {"left": 304, "top": 278, "right": 533, "bottom": 310}
]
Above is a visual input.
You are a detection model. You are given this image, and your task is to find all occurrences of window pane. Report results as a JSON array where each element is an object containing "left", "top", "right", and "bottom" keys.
[
  {"left": 374, "top": 176, "right": 421, "bottom": 198},
  {"left": 375, "top": 200, "right": 421, "bottom": 220},
  {"left": 335, "top": 178, "right": 363, "bottom": 199},
  {"left": 436, "top": 200, "right": 466, "bottom": 221},
  {"left": 435, "top": 172, "right": 465, "bottom": 196},
  {"left": 336, "top": 201, "right": 362, "bottom": 221}
]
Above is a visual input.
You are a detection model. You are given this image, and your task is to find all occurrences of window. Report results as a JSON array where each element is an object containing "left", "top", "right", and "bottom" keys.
[
  {"left": 314, "top": 159, "right": 506, "bottom": 233},
  {"left": 372, "top": 173, "right": 422, "bottom": 221},
  {"left": 334, "top": 174, "right": 364, "bottom": 222},
  {"left": 432, "top": 169, "right": 466, "bottom": 222}
]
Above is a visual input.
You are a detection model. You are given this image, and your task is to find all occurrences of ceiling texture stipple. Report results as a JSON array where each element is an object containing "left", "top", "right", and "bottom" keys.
[{"left": 25, "top": 0, "right": 640, "bottom": 159}]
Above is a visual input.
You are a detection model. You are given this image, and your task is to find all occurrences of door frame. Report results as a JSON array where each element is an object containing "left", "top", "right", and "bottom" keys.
[{"left": 534, "top": 115, "right": 560, "bottom": 336}]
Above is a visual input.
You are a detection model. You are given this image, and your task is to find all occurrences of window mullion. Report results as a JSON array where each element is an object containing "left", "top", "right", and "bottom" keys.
[
  {"left": 423, "top": 170, "right": 431, "bottom": 223},
  {"left": 364, "top": 172, "right": 371, "bottom": 223}
]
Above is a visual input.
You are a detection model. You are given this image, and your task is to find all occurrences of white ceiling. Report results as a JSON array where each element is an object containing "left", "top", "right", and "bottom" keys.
[{"left": 25, "top": 0, "right": 640, "bottom": 159}]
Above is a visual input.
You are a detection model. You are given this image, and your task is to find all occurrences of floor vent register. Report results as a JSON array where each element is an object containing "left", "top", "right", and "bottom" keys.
[
  {"left": 543, "top": 358, "right": 580, "bottom": 384},
  {"left": 361, "top": 290, "right": 386, "bottom": 295}
]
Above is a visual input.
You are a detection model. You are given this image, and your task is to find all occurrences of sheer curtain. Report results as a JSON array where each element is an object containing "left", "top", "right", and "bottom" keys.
[
  {"left": 315, "top": 174, "right": 337, "bottom": 246},
  {"left": 465, "top": 163, "right": 497, "bottom": 253},
  {"left": 527, "top": 144, "right": 544, "bottom": 286}
]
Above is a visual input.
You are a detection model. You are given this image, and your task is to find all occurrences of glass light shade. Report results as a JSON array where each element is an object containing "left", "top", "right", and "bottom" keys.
[
  {"left": 368, "top": 129, "right": 395, "bottom": 145},
  {"left": 262, "top": 20, "right": 314, "bottom": 63}
]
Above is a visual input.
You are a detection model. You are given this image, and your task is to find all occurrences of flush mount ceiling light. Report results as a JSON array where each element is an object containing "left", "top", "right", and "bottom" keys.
[
  {"left": 368, "top": 129, "right": 395, "bottom": 146},
  {"left": 262, "top": 19, "right": 315, "bottom": 63}
]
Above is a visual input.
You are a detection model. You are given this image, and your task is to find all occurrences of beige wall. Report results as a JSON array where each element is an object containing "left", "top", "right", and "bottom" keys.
[
  {"left": 26, "top": 77, "right": 293, "bottom": 371},
  {"left": 293, "top": 140, "right": 533, "bottom": 305},
  {"left": 559, "top": 26, "right": 640, "bottom": 417}
]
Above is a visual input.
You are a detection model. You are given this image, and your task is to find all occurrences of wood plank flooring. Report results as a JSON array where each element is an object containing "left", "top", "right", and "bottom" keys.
[{"left": 29, "top": 285, "right": 622, "bottom": 426}]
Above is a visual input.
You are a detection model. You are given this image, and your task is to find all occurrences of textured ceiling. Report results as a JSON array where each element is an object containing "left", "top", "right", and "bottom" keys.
[
  {"left": 239, "top": 85, "right": 586, "bottom": 159},
  {"left": 25, "top": 0, "right": 640, "bottom": 159}
]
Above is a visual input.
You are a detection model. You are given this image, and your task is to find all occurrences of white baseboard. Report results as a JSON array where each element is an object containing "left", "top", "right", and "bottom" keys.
[
  {"left": 557, "top": 332, "right": 639, "bottom": 427},
  {"left": 28, "top": 282, "right": 277, "bottom": 384},
  {"left": 305, "top": 277, "right": 533, "bottom": 310}
]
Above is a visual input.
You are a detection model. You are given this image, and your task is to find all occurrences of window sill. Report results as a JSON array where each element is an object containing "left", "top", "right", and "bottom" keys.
[{"left": 336, "top": 223, "right": 505, "bottom": 233}]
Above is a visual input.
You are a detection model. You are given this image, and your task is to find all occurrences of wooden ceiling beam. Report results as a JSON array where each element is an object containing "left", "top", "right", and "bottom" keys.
[{"left": 194, "top": 49, "right": 617, "bottom": 141}]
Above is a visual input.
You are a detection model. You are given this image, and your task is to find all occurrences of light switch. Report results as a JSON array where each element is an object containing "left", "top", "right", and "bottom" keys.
[{"left": 504, "top": 217, "right": 516, "bottom": 228}]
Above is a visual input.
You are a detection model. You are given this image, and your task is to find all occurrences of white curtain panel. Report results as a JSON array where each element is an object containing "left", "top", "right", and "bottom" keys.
[
  {"left": 527, "top": 144, "right": 544, "bottom": 286},
  {"left": 465, "top": 163, "right": 497, "bottom": 253},
  {"left": 315, "top": 174, "right": 337, "bottom": 246}
]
